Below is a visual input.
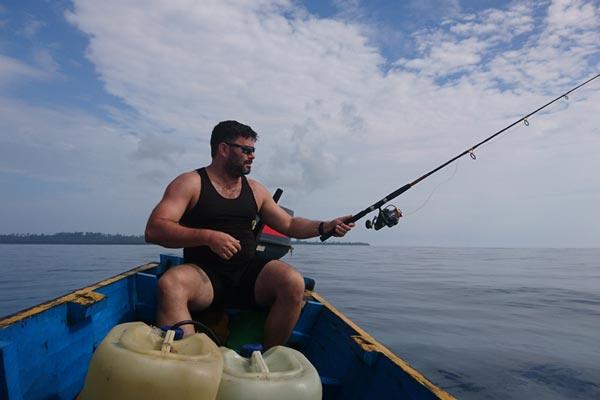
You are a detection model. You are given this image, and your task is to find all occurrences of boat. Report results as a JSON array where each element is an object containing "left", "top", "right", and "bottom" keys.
[{"left": 0, "top": 253, "right": 455, "bottom": 399}]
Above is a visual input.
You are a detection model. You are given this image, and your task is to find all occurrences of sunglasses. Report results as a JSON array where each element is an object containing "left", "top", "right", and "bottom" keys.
[{"left": 225, "top": 142, "right": 255, "bottom": 155}]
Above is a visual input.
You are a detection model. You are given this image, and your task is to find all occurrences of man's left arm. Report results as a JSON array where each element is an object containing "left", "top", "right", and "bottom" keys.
[{"left": 252, "top": 182, "right": 354, "bottom": 239}]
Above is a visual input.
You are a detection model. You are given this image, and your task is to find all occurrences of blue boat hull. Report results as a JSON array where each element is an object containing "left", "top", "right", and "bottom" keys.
[{"left": 0, "top": 255, "right": 454, "bottom": 400}]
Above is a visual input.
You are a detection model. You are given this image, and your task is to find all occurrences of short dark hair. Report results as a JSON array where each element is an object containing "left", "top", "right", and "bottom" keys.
[{"left": 210, "top": 120, "right": 258, "bottom": 157}]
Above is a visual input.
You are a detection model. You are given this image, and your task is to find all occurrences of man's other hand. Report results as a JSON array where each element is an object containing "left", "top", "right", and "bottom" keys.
[{"left": 208, "top": 231, "right": 241, "bottom": 260}]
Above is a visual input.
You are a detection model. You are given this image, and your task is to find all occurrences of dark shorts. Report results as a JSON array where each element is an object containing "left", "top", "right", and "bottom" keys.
[{"left": 192, "top": 257, "right": 269, "bottom": 308}]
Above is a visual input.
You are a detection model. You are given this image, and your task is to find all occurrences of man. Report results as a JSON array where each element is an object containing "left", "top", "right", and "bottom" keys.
[{"left": 145, "top": 120, "right": 354, "bottom": 349}]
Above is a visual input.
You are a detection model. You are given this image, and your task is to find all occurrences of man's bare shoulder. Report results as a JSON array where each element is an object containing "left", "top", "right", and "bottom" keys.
[
  {"left": 247, "top": 178, "right": 274, "bottom": 211},
  {"left": 247, "top": 178, "right": 269, "bottom": 197},
  {"left": 165, "top": 170, "right": 201, "bottom": 197},
  {"left": 178, "top": 170, "right": 202, "bottom": 183}
]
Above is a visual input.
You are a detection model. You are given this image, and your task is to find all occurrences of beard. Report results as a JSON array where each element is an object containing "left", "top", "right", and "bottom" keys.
[{"left": 224, "top": 154, "right": 251, "bottom": 177}]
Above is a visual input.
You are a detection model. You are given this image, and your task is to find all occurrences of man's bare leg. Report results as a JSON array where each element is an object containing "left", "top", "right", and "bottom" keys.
[
  {"left": 254, "top": 260, "right": 305, "bottom": 350},
  {"left": 156, "top": 263, "right": 214, "bottom": 336}
]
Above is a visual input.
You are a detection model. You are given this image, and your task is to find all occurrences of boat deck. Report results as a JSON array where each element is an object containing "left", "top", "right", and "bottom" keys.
[{"left": 0, "top": 254, "right": 454, "bottom": 400}]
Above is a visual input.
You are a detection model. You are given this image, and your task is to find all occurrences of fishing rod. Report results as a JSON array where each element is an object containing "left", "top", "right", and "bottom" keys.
[{"left": 320, "top": 73, "right": 600, "bottom": 241}]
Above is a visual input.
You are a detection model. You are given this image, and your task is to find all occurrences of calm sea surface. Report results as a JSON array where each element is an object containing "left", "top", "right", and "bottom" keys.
[{"left": 1, "top": 244, "right": 599, "bottom": 399}]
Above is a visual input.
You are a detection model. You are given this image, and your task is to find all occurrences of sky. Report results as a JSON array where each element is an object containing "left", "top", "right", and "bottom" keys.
[{"left": 0, "top": 0, "right": 599, "bottom": 247}]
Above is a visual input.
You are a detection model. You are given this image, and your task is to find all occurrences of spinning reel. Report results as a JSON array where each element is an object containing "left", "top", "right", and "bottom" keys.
[{"left": 365, "top": 205, "right": 402, "bottom": 231}]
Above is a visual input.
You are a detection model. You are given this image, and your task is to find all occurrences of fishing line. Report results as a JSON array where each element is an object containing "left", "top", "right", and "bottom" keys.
[
  {"left": 406, "top": 109, "right": 531, "bottom": 217},
  {"left": 404, "top": 161, "right": 459, "bottom": 217},
  {"left": 406, "top": 110, "right": 518, "bottom": 217},
  {"left": 320, "top": 73, "right": 600, "bottom": 241}
]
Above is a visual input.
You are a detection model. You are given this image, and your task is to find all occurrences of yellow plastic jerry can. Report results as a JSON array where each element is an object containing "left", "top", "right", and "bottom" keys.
[
  {"left": 80, "top": 322, "right": 223, "bottom": 400},
  {"left": 217, "top": 346, "right": 322, "bottom": 400}
]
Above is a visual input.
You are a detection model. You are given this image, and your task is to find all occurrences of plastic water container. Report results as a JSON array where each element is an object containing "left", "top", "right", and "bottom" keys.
[
  {"left": 217, "top": 346, "right": 322, "bottom": 400},
  {"left": 79, "top": 322, "right": 223, "bottom": 400}
]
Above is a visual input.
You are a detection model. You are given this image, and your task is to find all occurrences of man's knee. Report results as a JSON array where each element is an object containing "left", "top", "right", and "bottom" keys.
[
  {"left": 256, "top": 261, "right": 305, "bottom": 306},
  {"left": 157, "top": 264, "right": 198, "bottom": 301},
  {"left": 157, "top": 273, "right": 182, "bottom": 302},
  {"left": 277, "top": 265, "right": 305, "bottom": 302}
]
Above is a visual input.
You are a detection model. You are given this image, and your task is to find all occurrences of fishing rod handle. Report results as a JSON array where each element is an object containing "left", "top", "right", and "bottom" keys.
[{"left": 319, "top": 214, "right": 362, "bottom": 242}]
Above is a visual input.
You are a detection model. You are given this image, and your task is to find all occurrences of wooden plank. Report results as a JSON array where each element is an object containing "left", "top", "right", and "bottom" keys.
[{"left": 67, "top": 292, "right": 106, "bottom": 326}]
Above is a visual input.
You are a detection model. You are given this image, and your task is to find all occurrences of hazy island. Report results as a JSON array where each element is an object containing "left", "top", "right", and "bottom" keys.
[
  {"left": 291, "top": 239, "right": 369, "bottom": 246},
  {"left": 0, "top": 232, "right": 369, "bottom": 246},
  {"left": 0, "top": 232, "right": 146, "bottom": 245}
]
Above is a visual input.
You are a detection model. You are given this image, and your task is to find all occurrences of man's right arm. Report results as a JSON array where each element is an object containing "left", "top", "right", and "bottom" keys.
[
  {"left": 144, "top": 173, "right": 242, "bottom": 259},
  {"left": 144, "top": 172, "right": 210, "bottom": 248}
]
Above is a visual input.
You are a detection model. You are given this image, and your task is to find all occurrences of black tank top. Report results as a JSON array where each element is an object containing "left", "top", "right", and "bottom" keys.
[{"left": 181, "top": 168, "right": 258, "bottom": 267}]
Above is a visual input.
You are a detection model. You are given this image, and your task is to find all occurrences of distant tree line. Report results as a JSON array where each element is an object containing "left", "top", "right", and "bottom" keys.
[
  {"left": 290, "top": 239, "right": 369, "bottom": 246},
  {"left": 0, "top": 233, "right": 369, "bottom": 246},
  {"left": 0, "top": 232, "right": 146, "bottom": 244}
]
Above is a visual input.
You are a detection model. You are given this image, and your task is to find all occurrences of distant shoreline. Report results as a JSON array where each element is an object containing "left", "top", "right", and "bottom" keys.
[
  {"left": 291, "top": 240, "right": 369, "bottom": 246},
  {"left": 0, "top": 233, "right": 369, "bottom": 246},
  {"left": 0, "top": 233, "right": 146, "bottom": 245},
  {"left": 0, "top": 242, "right": 150, "bottom": 245}
]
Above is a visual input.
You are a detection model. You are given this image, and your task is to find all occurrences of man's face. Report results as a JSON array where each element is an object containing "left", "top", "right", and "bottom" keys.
[{"left": 224, "top": 137, "right": 256, "bottom": 177}]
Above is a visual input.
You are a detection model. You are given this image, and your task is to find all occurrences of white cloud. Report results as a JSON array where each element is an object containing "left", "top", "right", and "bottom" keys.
[
  {"left": 448, "top": 3, "right": 534, "bottom": 38},
  {"left": 31, "top": 48, "right": 61, "bottom": 75},
  {"left": 0, "top": 54, "right": 52, "bottom": 84},
  {"left": 0, "top": 45, "right": 63, "bottom": 86},
  {"left": 3, "top": 0, "right": 599, "bottom": 246},
  {"left": 65, "top": 0, "right": 386, "bottom": 188},
  {"left": 395, "top": 0, "right": 600, "bottom": 95},
  {"left": 61, "top": 0, "right": 599, "bottom": 244},
  {"left": 499, "top": 2, "right": 597, "bottom": 91},
  {"left": 20, "top": 17, "right": 45, "bottom": 38},
  {"left": 0, "top": 98, "right": 131, "bottom": 184},
  {"left": 396, "top": 2, "right": 538, "bottom": 79},
  {"left": 261, "top": 117, "right": 339, "bottom": 191},
  {"left": 0, "top": 97, "right": 180, "bottom": 233}
]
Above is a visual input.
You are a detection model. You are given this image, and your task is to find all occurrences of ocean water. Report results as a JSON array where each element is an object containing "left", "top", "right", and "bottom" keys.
[{"left": 1, "top": 244, "right": 599, "bottom": 399}]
